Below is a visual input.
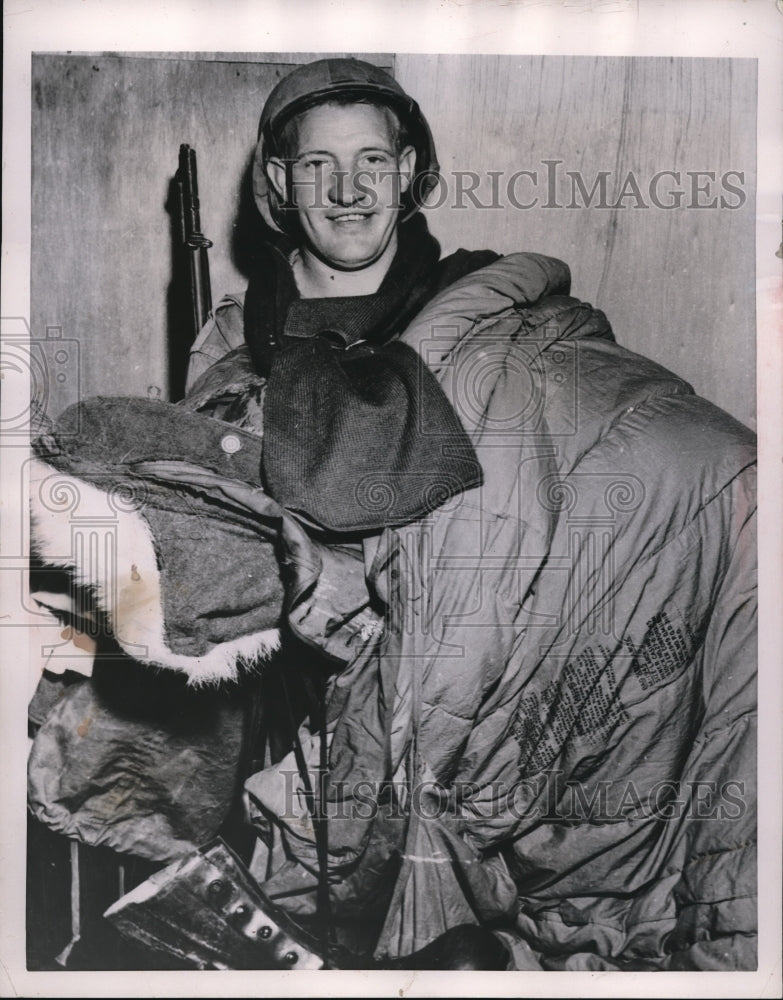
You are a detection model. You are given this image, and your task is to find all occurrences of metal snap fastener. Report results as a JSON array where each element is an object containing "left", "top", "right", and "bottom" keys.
[
  {"left": 220, "top": 433, "right": 242, "bottom": 454},
  {"left": 284, "top": 951, "right": 298, "bottom": 964},
  {"left": 257, "top": 925, "right": 272, "bottom": 939},
  {"left": 207, "top": 879, "right": 225, "bottom": 896}
]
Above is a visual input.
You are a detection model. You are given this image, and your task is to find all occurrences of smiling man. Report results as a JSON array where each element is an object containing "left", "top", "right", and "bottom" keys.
[{"left": 186, "top": 57, "right": 496, "bottom": 373}]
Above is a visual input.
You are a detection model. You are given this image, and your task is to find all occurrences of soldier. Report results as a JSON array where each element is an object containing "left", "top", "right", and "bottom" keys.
[{"left": 186, "top": 57, "right": 500, "bottom": 535}]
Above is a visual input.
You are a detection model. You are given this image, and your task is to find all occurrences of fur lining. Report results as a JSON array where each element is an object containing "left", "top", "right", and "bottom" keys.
[{"left": 29, "top": 458, "right": 280, "bottom": 685}]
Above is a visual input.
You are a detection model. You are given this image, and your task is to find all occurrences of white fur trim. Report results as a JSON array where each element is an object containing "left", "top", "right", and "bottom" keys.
[{"left": 29, "top": 458, "right": 280, "bottom": 685}]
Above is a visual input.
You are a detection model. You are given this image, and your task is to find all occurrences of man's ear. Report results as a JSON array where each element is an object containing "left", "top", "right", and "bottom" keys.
[
  {"left": 398, "top": 145, "right": 416, "bottom": 194},
  {"left": 265, "top": 157, "right": 290, "bottom": 202}
]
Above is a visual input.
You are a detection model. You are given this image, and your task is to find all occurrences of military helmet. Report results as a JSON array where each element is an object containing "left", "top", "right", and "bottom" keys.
[{"left": 252, "top": 57, "right": 440, "bottom": 229}]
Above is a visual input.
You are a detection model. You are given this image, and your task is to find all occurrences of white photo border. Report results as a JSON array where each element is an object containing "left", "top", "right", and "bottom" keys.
[{"left": 2, "top": 1, "right": 781, "bottom": 997}]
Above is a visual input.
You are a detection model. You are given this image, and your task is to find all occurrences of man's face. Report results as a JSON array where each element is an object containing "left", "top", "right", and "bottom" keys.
[{"left": 267, "top": 101, "right": 415, "bottom": 271}]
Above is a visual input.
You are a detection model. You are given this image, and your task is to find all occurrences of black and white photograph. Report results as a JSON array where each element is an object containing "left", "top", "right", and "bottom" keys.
[{"left": 2, "top": 1, "right": 781, "bottom": 996}]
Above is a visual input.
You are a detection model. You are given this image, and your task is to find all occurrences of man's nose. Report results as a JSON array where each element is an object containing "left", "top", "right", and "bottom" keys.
[{"left": 328, "top": 167, "right": 366, "bottom": 205}]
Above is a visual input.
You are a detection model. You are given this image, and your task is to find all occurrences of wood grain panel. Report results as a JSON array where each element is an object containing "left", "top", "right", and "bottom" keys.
[{"left": 396, "top": 54, "right": 756, "bottom": 428}]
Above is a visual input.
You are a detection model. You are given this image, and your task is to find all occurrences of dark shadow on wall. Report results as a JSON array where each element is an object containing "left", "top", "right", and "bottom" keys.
[{"left": 230, "top": 148, "right": 279, "bottom": 280}]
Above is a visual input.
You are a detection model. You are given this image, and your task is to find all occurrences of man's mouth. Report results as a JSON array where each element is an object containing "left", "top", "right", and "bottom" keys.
[{"left": 328, "top": 212, "right": 372, "bottom": 223}]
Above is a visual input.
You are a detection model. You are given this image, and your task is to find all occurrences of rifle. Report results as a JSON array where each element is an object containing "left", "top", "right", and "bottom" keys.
[{"left": 174, "top": 144, "right": 213, "bottom": 340}]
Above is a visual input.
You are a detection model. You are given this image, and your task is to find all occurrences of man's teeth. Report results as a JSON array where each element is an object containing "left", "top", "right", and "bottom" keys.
[{"left": 333, "top": 213, "right": 367, "bottom": 222}]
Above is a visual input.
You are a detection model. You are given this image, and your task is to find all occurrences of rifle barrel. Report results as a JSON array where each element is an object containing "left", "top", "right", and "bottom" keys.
[{"left": 176, "top": 144, "right": 213, "bottom": 336}]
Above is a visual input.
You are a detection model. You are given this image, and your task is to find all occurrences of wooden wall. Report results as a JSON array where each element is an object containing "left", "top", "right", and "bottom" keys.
[
  {"left": 397, "top": 54, "right": 756, "bottom": 428},
  {"left": 32, "top": 53, "right": 755, "bottom": 428}
]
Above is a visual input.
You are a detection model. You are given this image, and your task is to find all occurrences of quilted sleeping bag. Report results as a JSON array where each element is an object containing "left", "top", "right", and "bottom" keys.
[
  {"left": 28, "top": 254, "right": 756, "bottom": 970},
  {"left": 244, "top": 254, "right": 757, "bottom": 969}
]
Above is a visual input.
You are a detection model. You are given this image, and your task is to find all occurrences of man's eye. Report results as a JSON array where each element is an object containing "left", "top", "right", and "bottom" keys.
[
  {"left": 299, "top": 157, "right": 330, "bottom": 170},
  {"left": 361, "top": 154, "right": 391, "bottom": 166}
]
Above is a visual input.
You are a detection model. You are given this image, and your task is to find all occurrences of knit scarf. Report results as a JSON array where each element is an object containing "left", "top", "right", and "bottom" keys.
[{"left": 244, "top": 215, "right": 498, "bottom": 533}]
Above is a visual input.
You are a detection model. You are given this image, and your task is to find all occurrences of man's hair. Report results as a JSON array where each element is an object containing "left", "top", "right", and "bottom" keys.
[{"left": 273, "top": 94, "right": 412, "bottom": 161}]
